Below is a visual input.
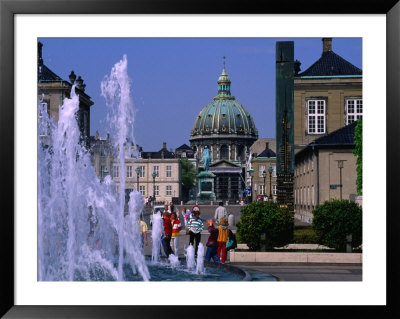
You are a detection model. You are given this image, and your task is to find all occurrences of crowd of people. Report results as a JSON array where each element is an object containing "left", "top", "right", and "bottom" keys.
[{"left": 139, "top": 201, "right": 237, "bottom": 264}]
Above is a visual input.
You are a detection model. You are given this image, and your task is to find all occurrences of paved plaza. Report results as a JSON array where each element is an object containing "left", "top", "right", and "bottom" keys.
[{"left": 140, "top": 204, "right": 362, "bottom": 281}]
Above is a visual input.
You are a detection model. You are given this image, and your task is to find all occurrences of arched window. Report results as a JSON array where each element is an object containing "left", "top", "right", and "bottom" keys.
[
  {"left": 237, "top": 145, "right": 245, "bottom": 162},
  {"left": 220, "top": 145, "right": 229, "bottom": 160}
]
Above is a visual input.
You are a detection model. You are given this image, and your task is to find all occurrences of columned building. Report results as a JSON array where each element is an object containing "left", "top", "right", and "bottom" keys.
[{"left": 189, "top": 62, "right": 258, "bottom": 203}]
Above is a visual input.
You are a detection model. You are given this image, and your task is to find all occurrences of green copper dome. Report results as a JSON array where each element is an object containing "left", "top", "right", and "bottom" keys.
[{"left": 191, "top": 66, "right": 258, "bottom": 138}]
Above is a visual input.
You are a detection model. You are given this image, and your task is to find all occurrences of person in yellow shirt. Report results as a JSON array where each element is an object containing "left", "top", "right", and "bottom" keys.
[
  {"left": 139, "top": 214, "right": 148, "bottom": 251},
  {"left": 217, "top": 217, "right": 229, "bottom": 263}
]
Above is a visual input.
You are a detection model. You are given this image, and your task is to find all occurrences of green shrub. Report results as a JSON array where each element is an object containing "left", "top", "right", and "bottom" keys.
[
  {"left": 236, "top": 201, "right": 294, "bottom": 251},
  {"left": 292, "top": 227, "right": 319, "bottom": 244},
  {"left": 312, "top": 200, "right": 362, "bottom": 251}
]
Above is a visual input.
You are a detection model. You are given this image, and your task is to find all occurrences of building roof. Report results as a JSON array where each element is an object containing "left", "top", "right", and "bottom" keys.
[
  {"left": 257, "top": 148, "right": 276, "bottom": 158},
  {"left": 190, "top": 63, "right": 258, "bottom": 140},
  {"left": 297, "top": 50, "right": 362, "bottom": 77},
  {"left": 296, "top": 121, "right": 357, "bottom": 159},
  {"left": 38, "top": 64, "right": 63, "bottom": 82},
  {"left": 175, "top": 143, "right": 192, "bottom": 151}
]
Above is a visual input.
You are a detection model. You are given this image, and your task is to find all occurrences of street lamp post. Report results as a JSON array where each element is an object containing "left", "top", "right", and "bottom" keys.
[
  {"left": 135, "top": 166, "right": 141, "bottom": 192},
  {"left": 248, "top": 167, "right": 254, "bottom": 202},
  {"left": 336, "top": 160, "right": 346, "bottom": 200},
  {"left": 262, "top": 170, "right": 266, "bottom": 198},
  {"left": 268, "top": 164, "right": 273, "bottom": 200},
  {"left": 152, "top": 170, "right": 157, "bottom": 204}
]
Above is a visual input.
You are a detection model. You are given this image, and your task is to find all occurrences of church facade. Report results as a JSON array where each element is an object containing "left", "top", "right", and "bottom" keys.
[{"left": 189, "top": 62, "right": 258, "bottom": 203}]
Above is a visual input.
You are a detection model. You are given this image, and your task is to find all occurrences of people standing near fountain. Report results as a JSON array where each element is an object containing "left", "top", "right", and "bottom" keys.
[
  {"left": 217, "top": 218, "right": 229, "bottom": 263},
  {"left": 214, "top": 201, "right": 228, "bottom": 225},
  {"left": 187, "top": 207, "right": 204, "bottom": 257},
  {"left": 204, "top": 219, "right": 221, "bottom": 263},
  {"left": 169, "top": 201, "right": 177, "bottom": 214},
  {"left": 139, "top": 214, "right": 148, "bottom": 251},
  {"left": 163, "top": 204, "right": 170, "bottom": 214},
  {"left": 162, "top": 211, "right": 173, "bottom": 257},
  {"left": 170, "top": 212, "right": 182, "bottom": 256}
]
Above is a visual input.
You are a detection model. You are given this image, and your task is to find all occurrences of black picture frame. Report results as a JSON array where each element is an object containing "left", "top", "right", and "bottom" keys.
[{"left": 1, "top": 0, "right": 399, "bottom": 318}]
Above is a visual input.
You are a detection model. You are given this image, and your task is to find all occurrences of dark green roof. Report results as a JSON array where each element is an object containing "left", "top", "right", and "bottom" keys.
[{"left": 191, "top": 67, "right": 258, "bottom": 138}]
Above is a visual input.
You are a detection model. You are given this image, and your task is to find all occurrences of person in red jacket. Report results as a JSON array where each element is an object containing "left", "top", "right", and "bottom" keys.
[
  {"left": 170, "top": 212, "right": 182, "bottom": 256},
  {"left": 162, "top": 211, "right": 173, "bottom": 257}
]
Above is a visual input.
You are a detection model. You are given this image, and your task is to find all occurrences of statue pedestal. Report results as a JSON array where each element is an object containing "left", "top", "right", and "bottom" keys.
[{"left": 196, "top": 171, "right": 216, "bottom": 204}]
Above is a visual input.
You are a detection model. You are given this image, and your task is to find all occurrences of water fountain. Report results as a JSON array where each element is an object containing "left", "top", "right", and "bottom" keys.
[{"left": 37, "top": 55, "right": 267, "bottom": 281}]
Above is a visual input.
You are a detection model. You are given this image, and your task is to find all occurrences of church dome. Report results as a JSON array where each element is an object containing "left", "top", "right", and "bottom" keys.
[{"left": 190, "top": 65, "right": 258, "bottom": 138}]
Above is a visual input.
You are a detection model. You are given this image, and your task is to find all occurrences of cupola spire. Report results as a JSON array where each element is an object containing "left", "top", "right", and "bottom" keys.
[{"left": 218, "top": 56, "right": 231, "bottom": 97}]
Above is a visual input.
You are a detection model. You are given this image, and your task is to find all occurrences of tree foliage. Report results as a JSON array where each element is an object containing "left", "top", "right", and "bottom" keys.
[
  {"left": 180, "top": 158, "right": 196, "bottom": 190},
  {"left": 236, "top": 201, "right": 294, "bottom": 251},
  {"left": 353, "top": 119, "right": 362, "bottom": 195},
  {"left": 312, "top": 199, "right": 362, "bottom": 251}
]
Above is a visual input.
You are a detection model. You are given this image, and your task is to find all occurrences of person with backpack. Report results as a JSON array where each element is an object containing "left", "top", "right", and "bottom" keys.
[{"left": 226, "top": 229, "right": 237, "bottom": 252}]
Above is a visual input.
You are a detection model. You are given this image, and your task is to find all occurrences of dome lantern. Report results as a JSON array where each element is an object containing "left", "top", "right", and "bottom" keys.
[{"left": 217, "top": 56, "right": 231, "bottom": 97}]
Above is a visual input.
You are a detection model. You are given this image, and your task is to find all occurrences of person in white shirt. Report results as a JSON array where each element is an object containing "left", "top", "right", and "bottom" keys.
[{"left": 214, "top": 201, "right": 228, "bottom": 225}]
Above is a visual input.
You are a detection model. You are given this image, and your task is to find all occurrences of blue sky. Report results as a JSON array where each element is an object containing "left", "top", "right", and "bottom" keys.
[{"left": 39, "top": 37, "right": 362, "bottom": 151}]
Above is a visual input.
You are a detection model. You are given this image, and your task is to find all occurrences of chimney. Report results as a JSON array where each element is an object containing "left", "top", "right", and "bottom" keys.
[
  {"left": 163, "top": 142, "right": 167, "bottom": 149},
  {"left": 322, "top": 38, "right": 332, "bottom": 53},
  {"left": 266, "top": 142, "right": 269, "bottom": 150}
]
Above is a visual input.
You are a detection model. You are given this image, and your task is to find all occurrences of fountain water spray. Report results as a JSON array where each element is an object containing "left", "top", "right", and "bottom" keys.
[
  {"left": 38, "top": 55, "right": 149, "bottom": 281},
  {"left": 151, "top": 212, "right": 163, "bottom": 263},
  {"left": 185, "top": 244, "right": 196, "bottom": 271},
  {"left": 168, "top": 254, "right": 180, "bottom": 268},
  {"left": 195, "top": 243, "right": 205, "bottom": 274},
  {"left": 101, "top": 54, "right": 138, "bottom": 280}
]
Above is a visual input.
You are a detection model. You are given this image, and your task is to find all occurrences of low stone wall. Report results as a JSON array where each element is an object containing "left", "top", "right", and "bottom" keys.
[{"left": 229, "top": 250, "right": 362, "bottom": 264}]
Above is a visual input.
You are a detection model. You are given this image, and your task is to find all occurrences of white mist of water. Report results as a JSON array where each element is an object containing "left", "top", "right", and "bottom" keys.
[
  {"left": 38, "top": 55, "right": 150, "bottom": 281},
  {"left": 168, "top": 254, "right": 180, "bottom": 268},
  {"left": 195, "top": 243, "right": 205, "bottom": 274},
  {"left": 185, "top": 244, "right": 196, "bottom": 271},
  {"left": 151, "top": 212, "right": 163, "bottom": 263}
]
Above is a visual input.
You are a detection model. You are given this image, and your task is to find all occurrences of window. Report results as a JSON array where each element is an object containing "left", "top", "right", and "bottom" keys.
[
  {"left": 139, "top": 166, "right": 145, "bottom": 178},
  {"left": 346, "top": 98, "right": 363, "bottom": 124},
  {"left": 259, "top": 185, "right": 265, "bottom": 195},
  {"left": 272, "top": 165, "right": 276, "bottom": 178},
  {"left": 126, "top": 165, "right": 133, "bottom": 178},
  {"left": 153, "top": 166, "right": 159, "bottom": 177},
  {"left": 112, "top": 165, "right": 119, "bottom": 178},
  {"left": 220, "top": 145, "right": 229, "bottom": 160},
  {"left": 166, "top": 166, "right": 172, "bottom": 177},
  {"left": 259, "top": 165, "right": 266, "bottom": 178},
  {"left": 139, "top": 185, "right": 145, "bottom": 196},
  {"left": 307, "top": 99, "right": 326, "bottom": 134},
  {"left": 155, "top": 186, "right": 159, "bottom": 196},
  {"left": 272, "top": 184, "right": 277, "bottom": 196},
  {"left": 166, "top": 185, "right": 172, "bottom": 196},
  {"left": 312, "top": 185, "right": 315, "bottom": 205}
]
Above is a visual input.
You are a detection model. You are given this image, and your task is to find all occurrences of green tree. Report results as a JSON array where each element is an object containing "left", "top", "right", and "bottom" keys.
[
  {"left": 236, "top": 201, "right": 293, "bottom": 251},
  {"left": 353, "top": 119, "right": 362, "bottom": 195},
  {"left": 180, "top": 158, "right": 196, "bottom": 199}
]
